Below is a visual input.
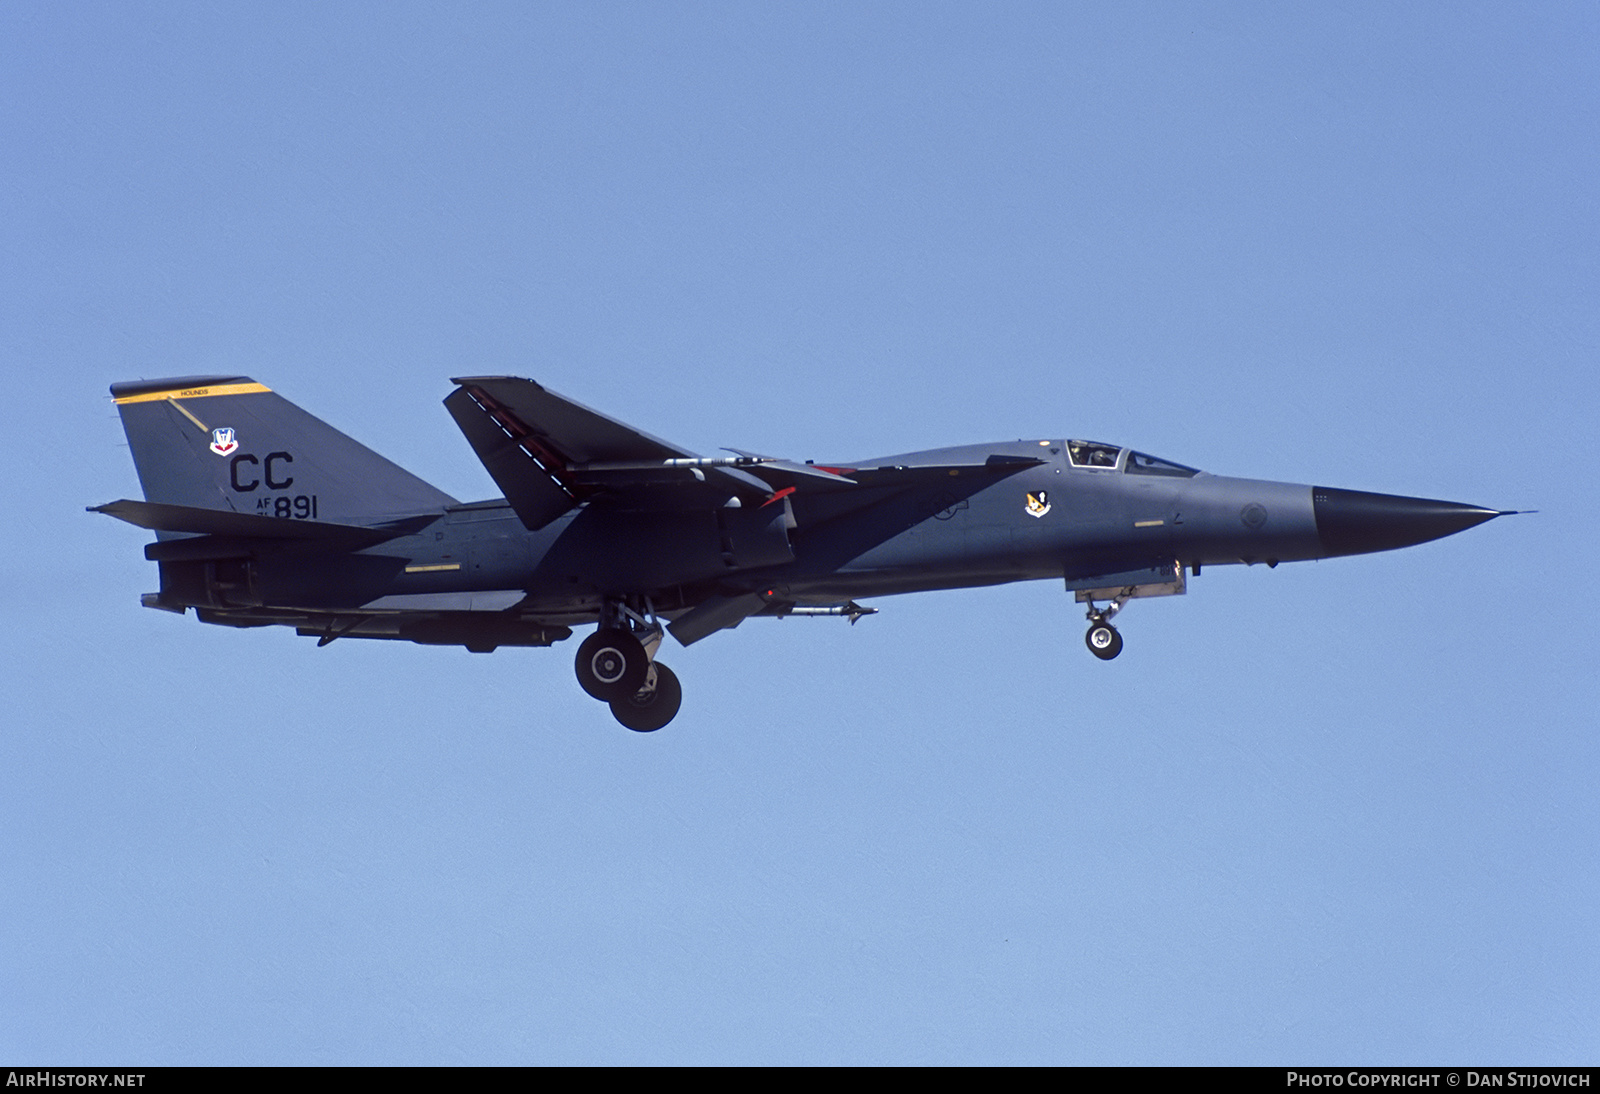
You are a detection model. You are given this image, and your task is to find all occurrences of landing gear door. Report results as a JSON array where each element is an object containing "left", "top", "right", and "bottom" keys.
[{"left": 1065, "top": 559, "right": 1186, "bottom": 604}]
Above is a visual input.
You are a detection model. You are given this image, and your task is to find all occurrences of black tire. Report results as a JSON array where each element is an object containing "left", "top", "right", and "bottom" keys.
[
  {"left": 575, "top": 628, "right": 648, "bottom": 700},
  {"left": 610, "top": 662, "right": 683, "bottom": 733},
  {"left": 1085, "top": 622, "right": 1123, "bottom": 660}
]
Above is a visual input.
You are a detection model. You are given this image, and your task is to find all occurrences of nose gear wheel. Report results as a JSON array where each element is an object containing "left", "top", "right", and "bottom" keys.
[{"left": 1085, "top": 620, "right": 1123, "bottom": 660}]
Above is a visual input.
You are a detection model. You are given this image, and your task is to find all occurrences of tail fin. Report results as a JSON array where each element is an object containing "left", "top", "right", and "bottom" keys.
[{"left": 110, "top": 376, "right": 457, "bottom": 528}]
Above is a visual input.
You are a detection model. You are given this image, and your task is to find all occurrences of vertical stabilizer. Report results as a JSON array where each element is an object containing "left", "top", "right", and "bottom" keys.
[{"left": 110, "top": 376, "right": 457, "bottom": 527}]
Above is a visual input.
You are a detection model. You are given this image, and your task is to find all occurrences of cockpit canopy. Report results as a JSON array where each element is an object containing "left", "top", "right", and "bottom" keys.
[
  {"left": 1067, "top": 440, "right": 1199, "bottom": 477},
  {"left": 1066, "top": 440, "right": 1120, "bottom": 468}
]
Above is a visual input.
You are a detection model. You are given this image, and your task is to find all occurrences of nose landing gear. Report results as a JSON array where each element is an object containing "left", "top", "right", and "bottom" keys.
[
  {"left": 1069, "top": 562, "right": 1188, "bottom": 663},
  {"left": 1082, "top": 591, "right": 1129, "bottom": 661}
]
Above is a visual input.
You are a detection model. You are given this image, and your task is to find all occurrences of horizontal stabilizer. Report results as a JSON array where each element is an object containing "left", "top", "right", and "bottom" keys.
[{"left": 89, "top": 499, "right": 411, "bottom": 545}]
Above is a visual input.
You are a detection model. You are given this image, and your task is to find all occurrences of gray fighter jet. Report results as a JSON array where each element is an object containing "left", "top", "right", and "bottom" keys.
[{"left": 94, "top": 376, "right": 1513, "bottom": 731}]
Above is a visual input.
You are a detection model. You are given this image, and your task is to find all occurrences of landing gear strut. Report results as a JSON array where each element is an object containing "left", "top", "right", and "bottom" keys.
[{"left": 574, "top": 598, "right": 684, "bottom": 731}]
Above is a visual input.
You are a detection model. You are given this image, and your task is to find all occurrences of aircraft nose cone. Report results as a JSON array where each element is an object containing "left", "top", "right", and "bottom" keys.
[{"left": 1313, "top": 487, "right": 1505, "bottom": 557}]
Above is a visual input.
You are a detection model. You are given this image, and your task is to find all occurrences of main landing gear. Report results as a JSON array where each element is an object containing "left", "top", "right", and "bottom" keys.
[
  {"left": 574, "top": 599, "right": 683, "bottom": 732},
  {"left": 1082, "top": 592, "right": 1129, "bottom": 661}
]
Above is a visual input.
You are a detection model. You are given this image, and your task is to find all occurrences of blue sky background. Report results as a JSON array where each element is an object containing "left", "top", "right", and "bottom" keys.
[{"left": 4, "top": 2, "right": 1596, "bottom": 1065}]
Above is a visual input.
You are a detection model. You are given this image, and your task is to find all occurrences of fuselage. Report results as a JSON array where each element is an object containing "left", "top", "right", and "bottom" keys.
[{"left": 231, "top": 437, "right": 1486, "bottom": 628}]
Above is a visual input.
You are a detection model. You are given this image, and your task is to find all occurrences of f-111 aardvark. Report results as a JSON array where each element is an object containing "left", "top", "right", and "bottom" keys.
[{"left": 95, "top": 376, "right": 1512, "bottom": 731}]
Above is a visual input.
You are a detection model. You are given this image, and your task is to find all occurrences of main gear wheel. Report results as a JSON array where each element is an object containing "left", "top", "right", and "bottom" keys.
[
  {"left": 609, "top": 662, "right": 683, "bottom": 732},
  {"left": 575, "top": 627, "right": 649, "bottom": 700}
]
